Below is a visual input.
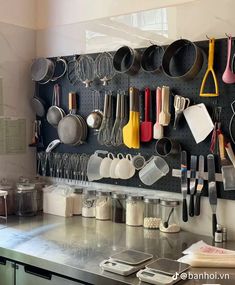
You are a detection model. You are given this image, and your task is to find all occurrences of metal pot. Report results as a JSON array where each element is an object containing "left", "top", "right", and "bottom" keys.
[{"left": 113, "top": 46, "right": 141, "bottom": 75}]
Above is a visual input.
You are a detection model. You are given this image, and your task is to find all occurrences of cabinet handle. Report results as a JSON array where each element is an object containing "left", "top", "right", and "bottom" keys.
[
  {"left": 24, "top": 265, "right": 52, "bottom": 280},
  {"left": 0, "top": 257, "right": 6, "bottom": 265}
]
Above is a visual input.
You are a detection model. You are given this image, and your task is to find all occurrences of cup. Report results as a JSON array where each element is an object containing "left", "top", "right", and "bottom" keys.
[
  {"left": 155, "top": 137, "right": 181, "bottom": 157},
  {"left": 115, "top": 154, "right": 135, "bottom": 180},
  {"left": 87, "top": 150, "right": 108, "bottom": 181},
  {"left": 99, "top": 153, "right": 114, "bottom": 178},
  {"left": 110, "top": 153, "right": 124, "bottom": 179},
  {"left": 139, "top": 156, "right": 169, "bottom": 185}
]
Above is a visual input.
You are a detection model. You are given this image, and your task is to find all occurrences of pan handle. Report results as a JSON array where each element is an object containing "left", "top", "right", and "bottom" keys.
[
  {"left": 51, "top": 57, "right": 68, "bottom": 82},
  {"left": 68, "top": 92, "right": 77, "bottom": 113}
]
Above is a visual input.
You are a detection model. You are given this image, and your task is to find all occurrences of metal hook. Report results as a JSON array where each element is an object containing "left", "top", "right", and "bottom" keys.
[
  {"left": 225, "top": 33, "right": 231, "bottom": 38},
  {"left": 206, "top": 35, "right": 210, "bottom": 40},
  {"left": 149, "top": 40, "right": 158, "bottom": 47}
]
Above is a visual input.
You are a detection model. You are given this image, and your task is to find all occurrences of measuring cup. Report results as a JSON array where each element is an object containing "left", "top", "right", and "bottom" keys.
[
  {"left": 100, "top": 153, "right": 114, "bottom": 178},
  {"left": 139, "top": 156, "right": 169, "bottom": 185}
]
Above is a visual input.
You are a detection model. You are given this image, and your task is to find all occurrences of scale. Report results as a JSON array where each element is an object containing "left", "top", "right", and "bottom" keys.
[
  {"left": 137, "top": 258, "right": 190, "bottom": 285},
  {"left": 100, "top": 249, "right": 153, "bottom": 276}
]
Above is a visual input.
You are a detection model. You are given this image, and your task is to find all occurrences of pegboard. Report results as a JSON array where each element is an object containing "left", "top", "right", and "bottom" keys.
[{"left": 37, "top": 38, "right": 235, "bottom": 200}]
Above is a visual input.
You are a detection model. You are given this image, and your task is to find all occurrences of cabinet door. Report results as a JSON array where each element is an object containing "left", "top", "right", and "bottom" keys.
[
  {"left": 0, "top": 257, "right": 15, "bottom": 285},
  {"left": 16, "top": 264, "right": 84, "bottom": 285}
]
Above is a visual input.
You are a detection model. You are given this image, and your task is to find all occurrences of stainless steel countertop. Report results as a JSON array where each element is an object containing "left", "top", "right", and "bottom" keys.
[{"left": 0, "top": 214, "right": 235, "bottom": 285}]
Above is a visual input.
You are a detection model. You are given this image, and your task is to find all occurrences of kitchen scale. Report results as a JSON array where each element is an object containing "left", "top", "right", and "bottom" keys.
[
  {"left": 137, "top": 258, "right": 190, "bottom": 285},
  {"left": 100, "top": 249, "right": 153, "bottom": 276}
]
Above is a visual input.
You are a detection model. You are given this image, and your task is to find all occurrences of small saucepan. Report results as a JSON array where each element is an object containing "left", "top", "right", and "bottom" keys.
[
  {"left": 113, "top": 46, "right": 141, "bottom": 75},
  {"left": 57, "top": 92, "right": 87, "bottom": 146}
]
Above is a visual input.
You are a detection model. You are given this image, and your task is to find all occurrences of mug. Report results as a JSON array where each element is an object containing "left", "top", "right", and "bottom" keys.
[
  {"left": 110, "top": 153, "right": 124, "bottom": 179},
  {"left": 115, "top": 154, "right": 135, "bottom": 180},
  {"left": 99, "top": 153, "right": 114, "bottom": 178}
]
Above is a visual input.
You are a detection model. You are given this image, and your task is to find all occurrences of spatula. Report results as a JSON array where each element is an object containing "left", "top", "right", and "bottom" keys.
[
  {"left": 123, "top": 87, "right": 140, "bottom": 149},
  {"left": 141, "top": 87, "right": 152, "bottom": 142},
  {"left": 159, "top": 86, "right": 171, "bottom": 126},
  {"left": 153, "top": 87, "right": 163, "bottom": 139},
  {"left": 181, "top": 150, "right": 188, "bottom": 222}
]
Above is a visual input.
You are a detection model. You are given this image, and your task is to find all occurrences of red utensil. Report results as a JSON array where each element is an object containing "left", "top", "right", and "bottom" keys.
[{"left": 140, "top": 87, "right": 152, "bottom": 142}]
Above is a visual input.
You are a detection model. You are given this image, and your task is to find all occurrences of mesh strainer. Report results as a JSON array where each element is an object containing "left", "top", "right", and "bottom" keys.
[{"left": 95, "top": 52, "right": 115, "bottom": 86}]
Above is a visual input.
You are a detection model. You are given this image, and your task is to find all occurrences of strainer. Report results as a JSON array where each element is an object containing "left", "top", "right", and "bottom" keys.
[{"left": 95, "top": 52, "right": 115, "bottom": 86}]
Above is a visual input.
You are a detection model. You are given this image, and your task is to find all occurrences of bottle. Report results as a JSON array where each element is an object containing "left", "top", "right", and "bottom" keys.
[
  {"left": 214, "top": 224, "right": 223, "bottom": 243},
  {"left": 222, "top": 227, "right": 227, "bottom": 242}
]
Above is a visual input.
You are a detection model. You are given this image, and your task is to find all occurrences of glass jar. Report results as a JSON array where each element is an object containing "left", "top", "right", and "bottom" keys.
[
  {"left": 111, "top": 192, "right": 126, "bottom": 223},
  {"left": 15, "top": 183, "right": 37, "bottom": 216},
  {"left": 144, "top": 197, "right": 161, "bottom": 229},
  {"left": 32, "top": 176, "right": 46, "bottom": 212},
  {"left": 159, "top": 199, "right": 180, "bottom": 233},
  {"left": 82, "top": 189, "right": 96, "bottom": 218},
  {"left": 96, "top": 190, "right": 111, "bottom": 220},
  {"left": 0, "top": 179, "right": 15, "bottom": 215},
  {"left": 126, "top": 194, "right": 144, "bottom": 226},
  {"left": 71, "top": 187, "right": 83, "bottom": 215}
]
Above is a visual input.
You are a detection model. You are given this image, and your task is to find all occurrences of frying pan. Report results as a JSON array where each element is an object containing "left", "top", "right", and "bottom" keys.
[
  {"left": 57, "top": 92, "right": 87, "bottom": 145},
  {"left": 46, "top": 84, "right": 65, "bottom": 127}
]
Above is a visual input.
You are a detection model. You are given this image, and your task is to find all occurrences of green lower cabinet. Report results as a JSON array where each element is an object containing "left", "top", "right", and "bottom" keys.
[{"left": 0, "top": 258, "right": 15, "bottom": 285}]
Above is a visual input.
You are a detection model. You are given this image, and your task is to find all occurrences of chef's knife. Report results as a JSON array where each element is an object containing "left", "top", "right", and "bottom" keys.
[
  {"left": 181, "top": 151, "right": 188, "bottom": 222},
  {"left": 195, "top": 155, "right": 204, "bottom": 216},
  {"left": 189, "top": 155, "right": 197, "bottom": 217},
  {"left": 207, "top": 154, "right": 217, "bottom": 236}
]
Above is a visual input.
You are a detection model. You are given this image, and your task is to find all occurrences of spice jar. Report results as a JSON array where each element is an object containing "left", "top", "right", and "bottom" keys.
[
  {"left": 15, "top": 182, "right": 37, "bottom": 216},
  {"left": 126, "top": 194, "right": 144, "bottom": 226},
  {"left": 112, "top": 192, "right": 126, "bottom": 223},
  {"left": 71, "top": 187, "right": 83, "bottom": 215},
  {"left": 144, "top": 197, "right": 161, "bottom": 229},
  {"left": 159, "top": 199, "right": 180, "bottom": 233},
  {"left": 0, "top": 179, "right": 15, "bottom": 215},
  {"left": 82, "top": 189, "right": 96, "bottom": 218},
  {"left": 96, "top": 190, "right": 111, "bottom": 220}
]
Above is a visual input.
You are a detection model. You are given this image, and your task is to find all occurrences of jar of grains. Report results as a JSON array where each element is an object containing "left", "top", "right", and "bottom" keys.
[
  {"left": 159, "top": 199, "right": 180, "bottom": 233},
  {"left": 96, "top": 190, "right": 111, "bottom": 220},
  {"left": 144, "top": 197, "right": 161, "bottom": 229},
  {"left": 82, "top": 189, "right": 96, "bottom": 218},
  {"left": 126, "top": 194, "right": 144, "bottom": 226},
  {"left": 111, "top": 192, "right": 126, "bottom": 223}
]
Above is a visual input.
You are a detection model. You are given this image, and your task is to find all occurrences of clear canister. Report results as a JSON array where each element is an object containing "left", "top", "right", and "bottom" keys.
[
  {"left": 96, "top": 190, "right": 111, "bottom": 220},
  {"left": 111, "top": 192, "right": 126, "bottom": 223},
  {"left": 0, "top": 179, "right": 15, "bottom": 215},
  {"left": 71, "top": 187, "right": 83, "bottom": 215},
  {"left": 15, "top": 183, "right": 37, "bottom": 216},
  {"left": 144, "top": 197, "right": 161, "bottom": 229},
  {"left": 82, "top": 189, "right": 96, "bottom": 218},
  {"left": 159, "top": 199, "right": 180, "bottom": 233},
  {"left": 126, "top": 194, "right": 144, "bottom": 226}
]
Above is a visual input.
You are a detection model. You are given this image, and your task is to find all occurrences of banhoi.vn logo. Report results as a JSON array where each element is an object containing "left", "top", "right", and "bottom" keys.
[{"left": 172, "top": 271, "right": 230, "bottom": 281}]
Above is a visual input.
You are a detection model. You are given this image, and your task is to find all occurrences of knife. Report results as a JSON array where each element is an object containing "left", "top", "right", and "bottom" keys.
[
  {"left": 195, "top": 155, "right": 204, "bottom": 216},
  {"left": 181, "top": 151, "right": 188, "bottom": 222},
  {"left": 207, "top": 154, "right": 217, "bottom": 236},
  {"left": 189, "top": 155, "right": 197, "bottom": 217}
]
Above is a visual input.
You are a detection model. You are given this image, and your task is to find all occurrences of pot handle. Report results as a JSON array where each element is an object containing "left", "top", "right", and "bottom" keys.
[
  {"left": 231, "top": 100, "right": 235, "bottom": 114},
  {"left": 51, "top": 57, "right": 68, "bottom": 82}
]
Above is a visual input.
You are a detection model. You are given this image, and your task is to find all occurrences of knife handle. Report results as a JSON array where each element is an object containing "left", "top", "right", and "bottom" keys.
[
  {"left": 195, "top": 193, "right": 201, "bottom": 216},
  {"left": 182, "top": 198, "right": 188, "bottom": 222},
  {"left": 189, "top": 195, "right": 194, "bottom": 217},
  {"left": 212, "top": 214, "right": 217, "bottom": 236}
]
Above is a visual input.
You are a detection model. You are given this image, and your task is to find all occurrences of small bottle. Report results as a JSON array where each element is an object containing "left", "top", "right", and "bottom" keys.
[
  {"left": 214, "top": 224, "right": 223, "bottom": 243},
  {"left": 222, "top": 227, "right": 227, "bottom": 242}
]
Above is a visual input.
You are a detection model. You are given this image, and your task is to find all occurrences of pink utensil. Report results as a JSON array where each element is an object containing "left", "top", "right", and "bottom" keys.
[
  {"left": 222, "top": 35, "right": 235, "bottom": 84},
  {"left": 153, "top": 87, "right": 163, "bottom": 139}
]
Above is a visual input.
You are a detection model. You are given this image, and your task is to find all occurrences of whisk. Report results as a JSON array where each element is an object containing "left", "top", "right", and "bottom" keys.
[
  {"left": 111, "top": 91, "right": 121, "bottom": 146},
  {"left": 95, "top": 52, "right": 115, "bottom": 86}
]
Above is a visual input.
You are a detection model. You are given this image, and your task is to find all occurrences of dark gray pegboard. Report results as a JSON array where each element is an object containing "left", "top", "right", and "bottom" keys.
[{"left": 38, "top": 38, "right": 235, "bottom": 200}]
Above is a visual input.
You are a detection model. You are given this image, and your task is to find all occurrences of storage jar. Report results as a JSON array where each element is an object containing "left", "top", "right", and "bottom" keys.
[
  {"left": 96, "top": 190, "right": 111, "bottom": 220},
  {"left": 82, "top": 189, "right": 96, "bottom": 218},
  {"left": 71, "top": 187, "right": 83, "bottom": 215},
  {"left": 144, "top": 197, "right": 161, "bottom": 229},
  {"left": 15, "top": 182, "right": 37, "bottom": 216},
  {"left": 0, "top": 179, "right": 15, "bottom": 215},
  {"left": 126, "top": 194, "right": 144, "bottom": 226},
  {"left": 159, "top": 199, "right": 180, "bottom": 233},
  {"left": 111, "top": 192, "right": 126, "bottom": 223}
]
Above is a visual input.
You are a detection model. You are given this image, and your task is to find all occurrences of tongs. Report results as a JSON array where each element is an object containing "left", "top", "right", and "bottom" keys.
[{"left": 200, "top": 38, "right": 219, "bottom": 97}]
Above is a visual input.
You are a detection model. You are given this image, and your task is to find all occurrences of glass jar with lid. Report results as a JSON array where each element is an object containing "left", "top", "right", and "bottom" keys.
[
  {"left": 144, "top": 197, "right": 161, "bottom": 229},
  {"left": 15, "top": 182, "right": 37, "bottom": 216},
  {"left": 71, "top": 187, "right": 83, "bottom": 215},
  {"left": 159, "top": 199, "right": 180, "bottom": 233},
  {"left": 82, "top": 189, "right": 96, "bottom": 218},
  {"left": 96, "top": 190, "right": 111, "bottom": 220},
  {"left": 0, "top": 179, "right": 15, "bottom": 215},
  {"left": 126, "top": 194, "right": 144, "bottom": 226},
  {"left": 111, "top": 192, "right": 126, "bottom": 223}
]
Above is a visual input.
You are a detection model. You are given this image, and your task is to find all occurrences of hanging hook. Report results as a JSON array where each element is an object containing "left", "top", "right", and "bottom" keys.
[
  {"left": 206, "top": 35, "right": 210, "bottom": 40},
  {"left": 225, "top": 33, "right": 231, "bottom": 38}
]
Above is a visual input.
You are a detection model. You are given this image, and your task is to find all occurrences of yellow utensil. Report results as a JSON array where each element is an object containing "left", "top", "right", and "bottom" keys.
[
  {"left": 200, "top": 38, "right": 219, "bottom": 97},
  {"left": 123, "top": 87, "right": 140, "bottom": 149}
]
